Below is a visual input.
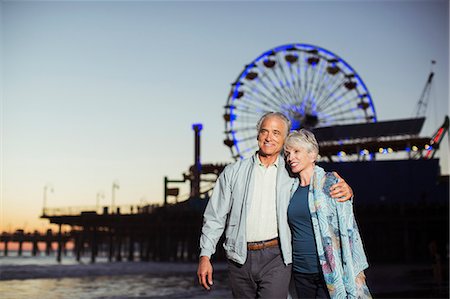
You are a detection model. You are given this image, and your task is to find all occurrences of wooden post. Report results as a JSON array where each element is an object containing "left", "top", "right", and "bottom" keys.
[
  {"left": 145, "top": 233, "right": 152, "bottom": 261},
  {"left": 116, "top": 231, "right": 122, "bottom": 262},
  {"left": 139, "top": 236, "right": 145, "bottom": 261},
  {"left": 108, "top": 229, "right": 114, "bottom": 262},
  {"left": 127, "top": 232, "right": 134, "bottom": 261},
  {"left": 3, "top": 241, "right": 8, "bottom": 256},
  {"left": 32, "top": 240, "right": 39, "bottom": 256},
  {"left": 57, "top": 224, "right": 62, "bottom": 263},
  {"left": 18, "top": 241, "right": 23, "bottom": 256},
  {"left": 63, "top": 241, "right": 68, "bottom": 256},
  {"left": 76, "top": 230, "right": 83, "bottom": 262},
  {"left": 90, "top": 226, "right": 97, "bottom": 263},
  {"left": 45, "top": 229, "right": 52, "bottom": 256},
  {"left": 32, "top": 231, "right": 39, "bottom": 256}
]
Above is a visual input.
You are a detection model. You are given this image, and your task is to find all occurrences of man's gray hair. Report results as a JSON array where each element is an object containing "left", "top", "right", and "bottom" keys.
[{"left": 256, "top": 112, "right": 291, "bottom": 136}]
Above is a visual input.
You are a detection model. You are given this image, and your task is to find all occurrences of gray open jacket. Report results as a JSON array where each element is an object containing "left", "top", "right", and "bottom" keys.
[{"left": 199, "top": 153, "right": 295, "bottom": 265}]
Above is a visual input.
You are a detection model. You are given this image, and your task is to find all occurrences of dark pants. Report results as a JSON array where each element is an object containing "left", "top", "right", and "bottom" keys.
[
  {"left": 292, "top": 271, "right": 330, "bottom": 299},
  {"left": 227, "top": 246, "right": 291, "bottom": 298}
]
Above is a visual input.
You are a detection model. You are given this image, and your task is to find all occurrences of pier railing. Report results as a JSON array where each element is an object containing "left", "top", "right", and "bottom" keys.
[{"left": 42, "top": 203, "right": 162, "bottom": 217}]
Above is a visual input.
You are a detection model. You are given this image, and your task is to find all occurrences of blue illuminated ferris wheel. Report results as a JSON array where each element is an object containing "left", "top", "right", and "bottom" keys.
[{"left": 223, "top": 43, "right": 377, "bottom": 160}]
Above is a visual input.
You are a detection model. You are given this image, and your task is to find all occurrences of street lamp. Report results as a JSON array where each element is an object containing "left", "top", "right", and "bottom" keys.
[
  {"left": 43, "top": 183, "right": 54, "bottom": 216},
  {"left": 111, "top": 180, "right": 120, "bottom": 213},
  {"left": 96, "top": 191, "right": 105, "bottom": 212}
]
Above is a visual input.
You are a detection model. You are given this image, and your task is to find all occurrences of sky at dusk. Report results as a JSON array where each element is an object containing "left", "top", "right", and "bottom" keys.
[{"left": 1, "top": 0, "right": 449, "bottom": 232}]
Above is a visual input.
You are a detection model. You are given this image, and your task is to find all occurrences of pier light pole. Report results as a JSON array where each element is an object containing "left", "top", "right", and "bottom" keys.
[
  {"left": 42, "top": 184, "right": 54, "bottom": 216},
  {"left": 191, "top": 123, "right": 202, "bottom": 198},
  {"left": 96, "top": 192, "right": 105, "bottom": 212},
  {"left": 112, "top": 181, "right": 120, "bottom": 213}
]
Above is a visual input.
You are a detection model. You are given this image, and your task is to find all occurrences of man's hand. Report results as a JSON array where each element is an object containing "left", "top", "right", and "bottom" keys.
[
  {"left": 355, "top": 271, "right": 366, "bottom": 287},
  {"left": 197, "top": 256, "right": 213, "bottom": 290},
  {"left": 329, "top": 172, "right": 353, "bottom": 202}
]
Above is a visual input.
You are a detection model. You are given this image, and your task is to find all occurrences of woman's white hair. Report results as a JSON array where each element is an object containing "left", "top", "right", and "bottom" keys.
[{"left": 284, "top": 129, "right": 319, "bottom": 157}]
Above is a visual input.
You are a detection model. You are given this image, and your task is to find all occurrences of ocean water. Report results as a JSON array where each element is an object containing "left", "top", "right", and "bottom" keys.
[
  {"left": 1, "top": 252, "right": 448, "bottom": 298},
  {"left": 0, "top": 253, "right": 232, "bottom": 299}
]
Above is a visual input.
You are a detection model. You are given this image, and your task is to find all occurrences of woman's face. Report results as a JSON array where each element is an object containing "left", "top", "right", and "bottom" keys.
[{"left": 284, "top": 145, "right": 316, "bottom": 174}]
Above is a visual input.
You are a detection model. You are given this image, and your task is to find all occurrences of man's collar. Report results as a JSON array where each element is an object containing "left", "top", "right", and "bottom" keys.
[{"left": 255, "top": 152, "right": 279, "bottom": 167}]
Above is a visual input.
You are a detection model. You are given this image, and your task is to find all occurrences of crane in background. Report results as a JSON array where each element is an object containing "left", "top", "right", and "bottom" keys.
[
  {"left": 411, "top": 60, "right": 449, "bottom": 159},
  {"left": 413, "top": 60, "right": 435, "bottom": 119}
]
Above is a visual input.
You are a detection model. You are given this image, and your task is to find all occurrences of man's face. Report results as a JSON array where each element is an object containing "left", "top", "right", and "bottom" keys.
[{"left": 257, "top": 116, "right": 287, "bottom": 158}]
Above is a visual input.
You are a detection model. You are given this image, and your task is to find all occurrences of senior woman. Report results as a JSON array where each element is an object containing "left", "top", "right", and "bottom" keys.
[{"left": 284, "top": 129, "right": 371, "bottom": 299}]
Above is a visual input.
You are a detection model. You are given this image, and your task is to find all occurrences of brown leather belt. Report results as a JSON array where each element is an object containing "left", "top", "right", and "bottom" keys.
[{"left": 247, "top": 238, "right": 279, "bottom": 251}]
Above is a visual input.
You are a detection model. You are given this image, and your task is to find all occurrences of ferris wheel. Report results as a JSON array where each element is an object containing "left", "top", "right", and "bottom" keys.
[{"left": 223, "top": 43, "right": 377, "bottom": 160}]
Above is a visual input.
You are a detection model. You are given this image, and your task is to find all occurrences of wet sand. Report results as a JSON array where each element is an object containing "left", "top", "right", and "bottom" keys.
[
  {"left": 0, "top": 256, "right": 448, "bottom": 298},
  {"left": 0, "top": 260, "right": 229, "bottom": 299}
]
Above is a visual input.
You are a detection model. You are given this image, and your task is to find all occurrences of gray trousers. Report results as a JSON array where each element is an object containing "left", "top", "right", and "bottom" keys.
[{"left": 227, "top": 246, "right": 292, "bottom": 298}]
